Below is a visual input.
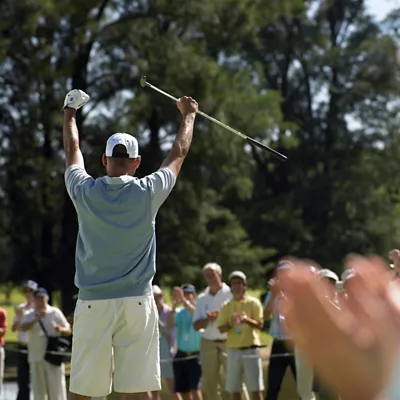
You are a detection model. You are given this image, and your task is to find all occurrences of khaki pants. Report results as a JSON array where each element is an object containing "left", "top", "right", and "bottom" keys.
[
  {"left": 294, "top": 346, "right": 315, "bottom": 400},
  {"left": 200, "top": 338, "right": 249, "bottom": 400},
  {"left": 30, "top": 360, "right": 67, "bottom": 400}
]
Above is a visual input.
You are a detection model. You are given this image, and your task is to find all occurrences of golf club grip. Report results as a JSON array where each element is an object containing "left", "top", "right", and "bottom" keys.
[{"left": 245, "top": 137, "right": 287, "bottom": 161}]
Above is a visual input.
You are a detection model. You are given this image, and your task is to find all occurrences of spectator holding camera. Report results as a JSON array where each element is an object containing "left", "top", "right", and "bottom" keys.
[
  {"left": 168, "top": 285, "right": 202, "bottom": 400},
  {"left": 217, "top": 271, "right": 264, "bottom": 400},
  {"left": 20, "top": 288, "right": 71, "bottom": 400}
]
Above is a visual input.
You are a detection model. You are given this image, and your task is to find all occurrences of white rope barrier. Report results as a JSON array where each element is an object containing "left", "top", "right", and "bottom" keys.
[{"left": 3, "top": 346, "right": 294, "bottom": 362}]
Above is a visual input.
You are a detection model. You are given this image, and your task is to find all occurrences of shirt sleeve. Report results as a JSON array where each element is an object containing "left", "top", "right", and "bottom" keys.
[
  {"left": 145, "top": 168, "right": 177, "bottom": 218},
  {"left": 55, "top": 308, "right": 71, "bottom": 329},
  {"left": 193, "top": 297, "right": 205, "bottom": 322},
  {"left": 64, "top": 164, "right": 93, "bottom": 201},
  {"left": 264, "top": 292, "right": 272, "bottom": 308},
  {"left": 216, "top": 303, "right": 230, "bottom": 328}
]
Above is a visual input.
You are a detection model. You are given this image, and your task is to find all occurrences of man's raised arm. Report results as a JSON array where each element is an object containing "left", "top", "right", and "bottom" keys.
[
  {"left": 62, "top": 89, "right": 90, "bottom": 168},
  {"left": 161, "top": 96, "right": 198, "bottom": 176},
  {"left": 63, "top": 109, "right": 84, "bottom": 168}
]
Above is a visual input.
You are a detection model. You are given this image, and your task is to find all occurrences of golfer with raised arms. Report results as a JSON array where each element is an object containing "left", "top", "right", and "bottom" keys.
[{"left": 62, "top": 89, "right": 198, "bottom": 400}]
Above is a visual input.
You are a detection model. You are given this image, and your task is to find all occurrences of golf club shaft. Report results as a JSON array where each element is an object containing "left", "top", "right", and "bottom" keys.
[
  {"left": 141, "top": 77, "right": 287, "bottom": 161},
  {"left": 143, "top": 81, "right": 246, "bottom": 138}
]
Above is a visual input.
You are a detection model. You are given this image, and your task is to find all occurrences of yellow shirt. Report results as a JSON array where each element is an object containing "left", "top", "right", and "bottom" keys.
[{"left": 216, "top": 295, "right": 263, "bottom": 349}]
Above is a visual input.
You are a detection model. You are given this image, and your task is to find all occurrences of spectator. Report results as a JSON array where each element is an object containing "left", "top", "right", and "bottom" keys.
[
  {"left": 20, "top": 287, "right": 71, "bottom": 400},
  {"left": 168, "top": 285, "right": 202, "bottom": 400},
  {"left": 151, "top": 285, "right": 181, "bottom": 400},
  {"left": 11, "top": 280, "right": 38, "bottom": 400},
  {"left": 0, "top": 303, "right": 7, "bottom": 396},
  {"left": 263, "top": 260, "right": 297, "bottom": 400},
  {"left": 193, "top": 263, "right": 233, "bottom": 400},
  {"left": 216, "top": 271, "right": 264, "bottom": 400}
]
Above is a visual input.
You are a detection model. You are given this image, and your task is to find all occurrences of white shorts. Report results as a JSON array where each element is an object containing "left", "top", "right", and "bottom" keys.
[
  {"left": 225, "top": 348, "right": 264, "bottom": 393},
  {"left": 69, "top": 295, "right": 160, "bottom": 397}
]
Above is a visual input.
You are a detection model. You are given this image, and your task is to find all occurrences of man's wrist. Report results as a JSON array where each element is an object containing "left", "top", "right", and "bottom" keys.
[
  {"left": 64, "top": 107, "right": 76, "bottom": 116},
  {"left": 182, "top": 112, "right": 196, "bottom": 119}
]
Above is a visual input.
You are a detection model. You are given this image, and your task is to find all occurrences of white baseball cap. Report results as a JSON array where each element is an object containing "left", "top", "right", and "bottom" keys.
[
  {"left": 105, "top": 133, "right": 139, "bottom": 158},
  {"left": 319, "top": 269, "right": 339, "bottom": 282}
]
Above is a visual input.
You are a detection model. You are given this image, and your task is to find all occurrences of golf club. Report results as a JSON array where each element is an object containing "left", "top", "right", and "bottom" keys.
[{"left": 140, "top": 76, "right": 287, "bottom": 161}]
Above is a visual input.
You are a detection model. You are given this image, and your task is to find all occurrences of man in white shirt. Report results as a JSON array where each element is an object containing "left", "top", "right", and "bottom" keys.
[
  {"left": 21, "top": 287, "right": 71, "bottom": 400},
  {"left": 12, "top": 280, "right": 38, "bottom": 400},
  {"left": 193, "top": 263, "right": 233, "bottom": 400}
]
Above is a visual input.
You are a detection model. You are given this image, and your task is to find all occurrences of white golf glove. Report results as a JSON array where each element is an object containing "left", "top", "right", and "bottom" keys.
[{"left": 63, "top": 89, "right": 90, "bottom": 110}]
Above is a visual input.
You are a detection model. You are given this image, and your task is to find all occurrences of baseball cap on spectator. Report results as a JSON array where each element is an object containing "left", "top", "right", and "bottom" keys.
[
  {"left": 203, "top": 263, "right": 222, "bottom": 275},
  {"left": 319, "top": 269, "right": 339, "bottom": 282},
  {"left": 181, "top": 284, "right": 196, "bottom": 294},
  {"left": 228, "top": 271, "right": 247, "bottom": 284},
  {"left": 105, "top": 133, "right": 139, "bottom": 159},
  {"left": 277, "top": 260, "right": 293, "bottom": 271},
  {"left": 152, "top": 285, "right": 162, "bottom": 295},
  {"left": 23, "top": 280, "right": 38, "bottom": 291},
  {"left": 34, "top": 287, "right": 48, "bottom": 297}
]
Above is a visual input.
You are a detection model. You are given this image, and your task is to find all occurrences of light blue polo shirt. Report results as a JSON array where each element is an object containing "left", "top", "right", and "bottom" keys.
[
  {"left": 264, "top": 292, "right": 292, "bottom": 340},
  {"left": 65, "top": 164, "right": 176, "bottom": 301},
  {"left": 174, "top": 307, "right": 201, "bottom": 352}
]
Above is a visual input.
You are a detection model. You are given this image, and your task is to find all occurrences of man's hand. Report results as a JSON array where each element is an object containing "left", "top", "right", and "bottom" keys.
[
  {"left": 53, "top": 323, "right": 63, "bottom": 333},
  {"left": 268, "top": 278, "right": 280, "bottom": 295},
  {"left": 172, "top": 287, "right": 184, "bottom": 309},
  {"left": 63, "top": 89, "right": 90, "bottom": 111},
  {"left": 207, "top": 310, "right": 219, "bottom": 322},
  {"left": 231, "top": 312, "right": 241, "bottom": 325},
  {"left": 177, "top": 96, "right": 198, "bottom": 116},
  {"left": 35, "top": 311, "right": 46, "bottom": 320},
  {"left": 240, "top": 312, "right": 248, "bottom": 323}
]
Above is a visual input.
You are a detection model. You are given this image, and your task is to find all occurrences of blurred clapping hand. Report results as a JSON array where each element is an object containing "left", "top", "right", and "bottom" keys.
[{"left": 278, "top": 255, "right": 400, "bottom": 400}]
